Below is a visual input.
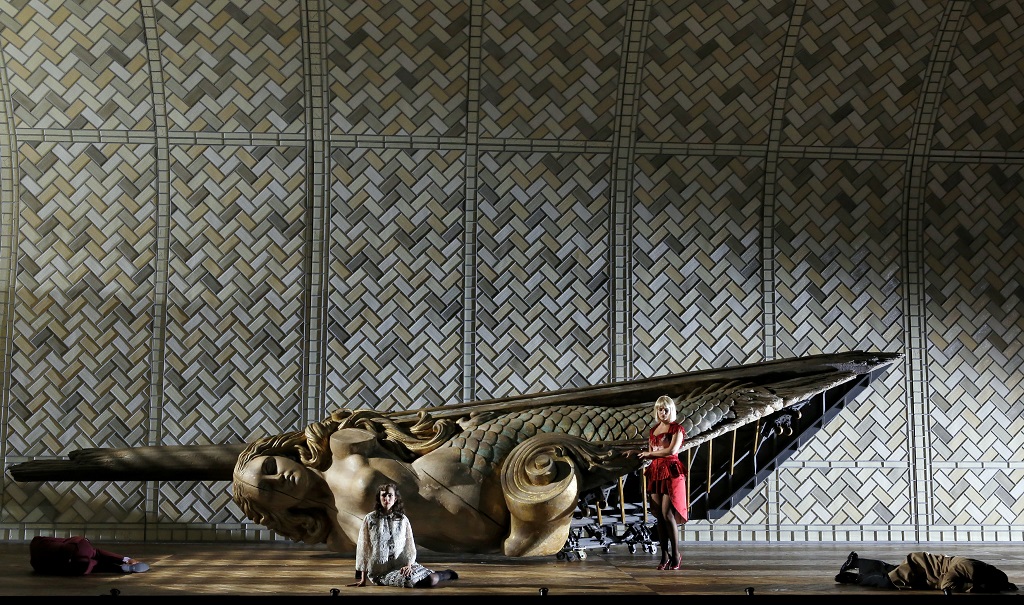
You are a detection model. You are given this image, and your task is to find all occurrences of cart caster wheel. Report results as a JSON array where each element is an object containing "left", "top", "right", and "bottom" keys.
[
  {"left": 579, "top": 551, "right": 587, "bottom": 560},
  {"left": 628, "top": 544, "right": 636, "bottom": 554},
  {"left": 556, "top": 552, "right": 566, "bottom": 561}
]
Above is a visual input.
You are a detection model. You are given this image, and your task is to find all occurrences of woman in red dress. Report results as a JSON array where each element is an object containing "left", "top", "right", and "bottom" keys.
[
  {"left": 29, "top": 535, "right": 150, "bottom": 575},
  {"left": 637, "top": 395, "right": 687, "bottom": 570}
]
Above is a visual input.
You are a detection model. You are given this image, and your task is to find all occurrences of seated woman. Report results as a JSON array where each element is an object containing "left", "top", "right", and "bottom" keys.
[{"left": 349, "top": 482, "right": 458, "bottom": 588}]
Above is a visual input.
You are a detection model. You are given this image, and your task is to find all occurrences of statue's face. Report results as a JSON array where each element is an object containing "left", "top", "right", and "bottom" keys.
[{"left": 235, "top": 455, "right": 316, "bottom": 508}]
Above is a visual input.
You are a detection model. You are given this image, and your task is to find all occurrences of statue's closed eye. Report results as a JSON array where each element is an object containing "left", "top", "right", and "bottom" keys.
[{"left": 262, "top": 457, "right": 277, "bottom": 476}]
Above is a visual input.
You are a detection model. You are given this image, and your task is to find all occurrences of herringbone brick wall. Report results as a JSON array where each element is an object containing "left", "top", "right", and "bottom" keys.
[{"left": 0, "top": 0, "right": 1021, "bottom": 545}]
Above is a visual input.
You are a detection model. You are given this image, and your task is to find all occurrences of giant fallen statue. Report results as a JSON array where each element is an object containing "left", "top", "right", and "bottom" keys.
[{"left": 8, "top": 350, "right": 901, "bottom": 557}]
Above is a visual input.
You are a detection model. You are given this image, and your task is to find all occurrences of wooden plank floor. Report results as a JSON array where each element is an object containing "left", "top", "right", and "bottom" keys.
[{"left": 2, "top": 540, "right": 1021, "bottom": 599}]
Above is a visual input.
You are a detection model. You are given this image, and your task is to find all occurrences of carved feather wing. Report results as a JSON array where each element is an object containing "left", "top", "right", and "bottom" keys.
[
  {"left": 6, "top": 351, "right": 901, "bottom": 483},
  {"left": 385, "top": 350, "right": 900, "bottom": 425},
  {"left": 669, "top": 371, "right": 858, "bottom": 450}
]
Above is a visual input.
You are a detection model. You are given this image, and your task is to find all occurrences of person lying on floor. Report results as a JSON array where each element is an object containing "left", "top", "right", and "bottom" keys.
[
  {"left": 29, "top": 535, "right": 150, "bottom": 576},
  {"left": 834, "top": 550, "right": 1017, "bottom": 593}
]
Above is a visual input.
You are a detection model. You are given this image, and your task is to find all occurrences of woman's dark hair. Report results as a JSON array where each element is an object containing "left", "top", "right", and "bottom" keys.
[{"left": 373, "top": 482, "right": 406, "bottom": 517}]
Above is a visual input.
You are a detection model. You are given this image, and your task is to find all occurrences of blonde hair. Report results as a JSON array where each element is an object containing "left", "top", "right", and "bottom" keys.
[{"left": 653, "top": 395, "right": 677, "bottom": 423}]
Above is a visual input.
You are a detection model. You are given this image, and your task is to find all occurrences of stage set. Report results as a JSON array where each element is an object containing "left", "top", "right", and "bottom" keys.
[
  {"left": 4, "top": 0, "right": 1024, "bottom": 598},
  {"left": 6, "top": 352, "right": 1022, "bottom": 597}
]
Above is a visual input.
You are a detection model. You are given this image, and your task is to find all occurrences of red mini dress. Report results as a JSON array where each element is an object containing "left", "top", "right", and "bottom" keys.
[{"left": 643, "top": 422, "right": 689, "bottom": 522}]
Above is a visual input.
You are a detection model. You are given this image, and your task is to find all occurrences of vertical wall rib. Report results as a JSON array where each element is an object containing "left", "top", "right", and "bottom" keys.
[
  {"left": 759, "top": 0, "right": 806, "bottom": 541},
  {"left": 301, "top": 0, "right": 330, "bottom": 424},
  {"left": 762, "top": 0, "right": 804, "bottom": 367},
  {"left": 139, "top": 0, "right": 171, "bottom": 536},
  {"left": 610, "top": 0, "right": 650, "bottom": 382},
  {"left": 462, "top": 0, "right": 484, "bottom": 403},
  {"left": 0, "top": 32, "right": 19, "bottom": 498},
  {"left": 900, "top": 0, "right": 969, "bottom": 541}
]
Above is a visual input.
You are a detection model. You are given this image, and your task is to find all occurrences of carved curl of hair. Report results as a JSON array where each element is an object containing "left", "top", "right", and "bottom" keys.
[{"left": 328, "top": 408, "right": 461, "bottom": 460}]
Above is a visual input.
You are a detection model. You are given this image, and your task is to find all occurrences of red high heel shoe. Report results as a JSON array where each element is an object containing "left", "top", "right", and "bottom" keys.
[
  {"left": 668, "top": 555, "right": 681, "bottom": 570},
  {"left": 657, "top": 558, "right": 669, "bottom": 570}
]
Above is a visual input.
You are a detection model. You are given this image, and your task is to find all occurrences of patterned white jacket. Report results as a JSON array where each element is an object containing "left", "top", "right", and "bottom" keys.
[{"left": 355, "top": 511, "right": 418, "bottom": 579}]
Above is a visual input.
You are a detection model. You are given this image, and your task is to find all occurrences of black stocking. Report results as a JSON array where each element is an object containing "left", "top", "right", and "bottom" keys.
[
  {"left": 651, "top": 494, "right": 669, "bottom": 565},
  {"left": 414, "top": 569, "right": 458, "bottom": 588},
  {"left": 661, "top": 497, "right": 680, "bottom": 565}
]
